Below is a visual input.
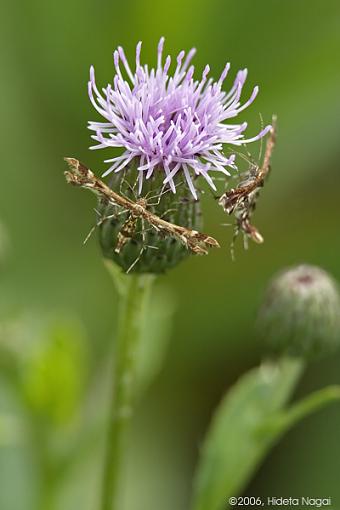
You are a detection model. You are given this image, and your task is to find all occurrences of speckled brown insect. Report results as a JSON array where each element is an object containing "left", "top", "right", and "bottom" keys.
[
  {"left": 64, "top": 158, "right": 220, "bottom": 257},
  {"left": 218, "top": 117, "right": 276, "bottom": 257}
]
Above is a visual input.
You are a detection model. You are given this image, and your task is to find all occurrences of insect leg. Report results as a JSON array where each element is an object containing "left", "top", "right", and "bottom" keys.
[
  {"left": 83, "top": 211, "right": 118, "bottom": 245},
  {"left": 126, "top": 217, "right": 147, "bottom": 273}
]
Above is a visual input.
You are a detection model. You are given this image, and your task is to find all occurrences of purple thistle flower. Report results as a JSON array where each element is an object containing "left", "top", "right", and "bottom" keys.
[{"left": 88, "top": 37, "right": 271, "bottom": 200}]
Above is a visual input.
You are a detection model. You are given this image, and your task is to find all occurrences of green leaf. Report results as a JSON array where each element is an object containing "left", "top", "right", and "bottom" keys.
[
  {"left": 192, "top": 358, "right": 340, "bottom": 510},
  {"left": 260, "top": 385, "right": 340, "bottom": 439},
  {"left": 192, "top": 358, "right": 303, "bottom": 510}
]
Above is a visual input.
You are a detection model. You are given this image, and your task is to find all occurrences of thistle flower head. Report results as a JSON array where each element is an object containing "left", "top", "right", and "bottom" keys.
[
  {"left": 258, "top": 265, "right": 340, "bottom": 360},
  {"left": 88, "top": 37, "right": 271, "bottom": 199}
]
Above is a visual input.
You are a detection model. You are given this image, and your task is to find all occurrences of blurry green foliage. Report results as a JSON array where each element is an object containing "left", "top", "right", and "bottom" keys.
[
  {"left": 192, "top": 358, "right": 340, "bottom": 510},
  {"left": 22, "top": 320, "right": 87, "bottom": 425},
  {"left": 0, "top": 0, "right": 340, "bottom": 509},
  {"left": 0, "top": 314, "right": 88, "bottom": 426}
]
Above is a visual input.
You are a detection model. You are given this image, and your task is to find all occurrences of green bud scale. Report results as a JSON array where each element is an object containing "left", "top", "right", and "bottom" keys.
[
  {"left": 64, "top": 158, "right": 220, "bottom": 275},
  {"left": 98, "top": 166, "right": 202, "bottom": 274}
]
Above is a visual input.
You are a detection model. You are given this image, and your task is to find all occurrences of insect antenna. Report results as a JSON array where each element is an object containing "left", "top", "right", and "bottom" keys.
[{"left": 257, "top": 112, "right": 265, "bottom": 163}]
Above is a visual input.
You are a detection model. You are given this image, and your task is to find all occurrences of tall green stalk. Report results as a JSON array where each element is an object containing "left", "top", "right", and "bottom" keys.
[{"left": 100, "top": 268, "right": 155, "bottom": 510}]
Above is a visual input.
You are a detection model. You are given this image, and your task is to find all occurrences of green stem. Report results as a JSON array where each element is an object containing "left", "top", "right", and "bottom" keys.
[
  {"left": 100, "top": 269, "right": 154, "bottom": 510},
  {"left": 30, "top": 421, "right": 58, "bottom": 510},
  {"left": 38, "top": 468, "right": 57, "bottom": 510},
  {"left": 268, "top": 384, "right": 340, "bottom": 434}
]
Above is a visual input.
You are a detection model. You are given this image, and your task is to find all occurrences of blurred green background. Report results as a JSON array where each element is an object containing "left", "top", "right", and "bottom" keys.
[{"left": 1, "top": 0, "right": 340, "bottom": 509}]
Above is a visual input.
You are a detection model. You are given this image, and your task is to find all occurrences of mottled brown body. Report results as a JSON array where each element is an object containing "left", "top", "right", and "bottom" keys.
[
  {"left": 218, "top": 117, "right": 276, "bottom": 255},
  {"left": 114, "top": 198, "right": 147, "bottom": 254}
]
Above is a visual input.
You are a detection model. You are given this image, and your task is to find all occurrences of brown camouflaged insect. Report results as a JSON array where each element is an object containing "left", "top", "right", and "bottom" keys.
[
  {"left": 218, "top": 117, "right": 276, "bottom": 258},
  {"left": 64, "top": 158, "right": 220, "bottom": 258}
]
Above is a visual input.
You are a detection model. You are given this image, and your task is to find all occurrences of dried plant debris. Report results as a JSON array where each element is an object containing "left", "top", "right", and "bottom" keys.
[{"left": 218, "top": 117, "right": 276, "bottom": 258}]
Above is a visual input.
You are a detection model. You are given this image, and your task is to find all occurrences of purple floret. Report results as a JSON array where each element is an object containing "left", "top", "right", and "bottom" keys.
[{"left": 88, "top": 37, "right": 271, "bottom": 199}]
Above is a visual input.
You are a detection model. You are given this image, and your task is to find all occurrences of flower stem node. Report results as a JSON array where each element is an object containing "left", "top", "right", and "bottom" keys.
[{"left": 258, "top": 265, "right": 340, "bottom": 360}]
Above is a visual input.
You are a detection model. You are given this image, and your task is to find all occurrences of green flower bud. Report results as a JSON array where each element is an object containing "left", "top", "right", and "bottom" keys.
[
  {"left": 64, "top": 158, "right": 220, "bottom": 274},
  {"left": 258, "top": 265, "right": 340, "bottom": 360},
  {"left": 98, "top": 166, "right": 202, "bottom": 274}
]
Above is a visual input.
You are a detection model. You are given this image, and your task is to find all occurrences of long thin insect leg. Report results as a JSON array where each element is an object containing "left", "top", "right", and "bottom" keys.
[
  {"left": 146, "top": 179, "right": 185, "bottom": 204},
  {"left": 230, "top": 223, "right": 240, "bottom": 261},
  {"left": 141, "top": 217, "right": 159, "bottom": 251},
  {"left": 160, "top": 208, "right": 178, "bottom": 217},
  {"left": 133, "top": 226, "right": 154, "bottom": 236},
  {"left": 126, "top": 218, "right": 147, "bottom": 273},
  {"left": 142, "top": 186, "right": 167, "bottom": 206},
  {"left": 210, "top": 176, "right": 228, "bottom": 183},
  {"left": 83, "top": 212, "right": 118, "bottom": 245},
  {"left": 83, "top": 225, "right": 97, "bottom": 245},
  {"left": 119, "top": 175, "right": 138, "bottom": 202},
  {"left": 144, "top": 184, "right": 167, "bottom": 201},
  {"left": 243, "top": 232, "right": 249, "bottom": 251}
]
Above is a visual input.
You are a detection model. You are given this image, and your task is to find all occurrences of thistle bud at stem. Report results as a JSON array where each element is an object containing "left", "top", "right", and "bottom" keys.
[
  {"left": 64, "top": 158, "right": 220, "bottom": 274},
  {"left": 98, "top": 164, "right": 203, "bottom": 274},
  {"left": 85, "top": 37, "right": 272, "bottom": 275},
  {"left": 258, "top": 265, "right": 340, "bottom": 360}
]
